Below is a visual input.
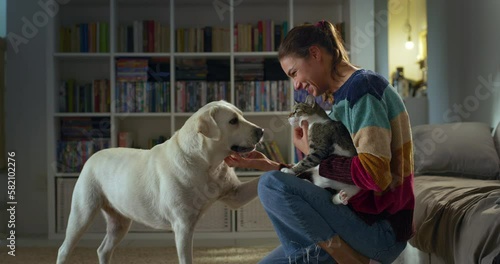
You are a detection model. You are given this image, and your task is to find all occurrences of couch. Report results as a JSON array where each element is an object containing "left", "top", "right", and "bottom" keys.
[{"left": 396, "top": 121, "right": 500, "bottom": 264}]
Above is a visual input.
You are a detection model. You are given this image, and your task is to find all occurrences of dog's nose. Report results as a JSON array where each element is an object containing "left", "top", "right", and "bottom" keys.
[{"left": 255, "top": 128, "right": 264, "bottom": 139}]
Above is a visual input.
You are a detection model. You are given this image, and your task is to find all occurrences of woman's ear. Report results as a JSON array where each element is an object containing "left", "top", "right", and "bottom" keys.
[{"left": 308, "top": 45, "right": 322, "bottom": 60}]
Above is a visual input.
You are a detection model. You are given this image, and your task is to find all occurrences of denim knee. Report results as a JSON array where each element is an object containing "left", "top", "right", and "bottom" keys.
[{"left": 258, "top": 171, "right": 284, "bottom": 207}]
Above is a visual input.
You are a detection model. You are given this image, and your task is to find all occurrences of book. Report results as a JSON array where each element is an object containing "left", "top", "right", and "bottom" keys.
[{"left": 118, "top": 132, "right": 135, "bottom": 148}]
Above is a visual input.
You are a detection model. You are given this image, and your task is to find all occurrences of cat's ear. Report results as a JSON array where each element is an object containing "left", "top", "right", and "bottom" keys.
[{"left": 305, "top": 95, "right": 316, "bottom": 107}]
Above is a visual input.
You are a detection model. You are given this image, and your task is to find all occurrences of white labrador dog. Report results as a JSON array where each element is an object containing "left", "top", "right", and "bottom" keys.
[{"left": 56, "top": 100, "right": 264, "bottom": 264}]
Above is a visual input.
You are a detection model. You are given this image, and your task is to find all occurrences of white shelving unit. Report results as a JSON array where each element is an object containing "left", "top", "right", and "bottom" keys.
[{"left": 46, "top": 0, "right": 351, "bottom": 243}]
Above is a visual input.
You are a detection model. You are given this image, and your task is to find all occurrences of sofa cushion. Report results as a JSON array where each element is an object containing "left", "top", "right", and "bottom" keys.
[{"left": 412, "top": 122, "right": 500, "bottom": 179}]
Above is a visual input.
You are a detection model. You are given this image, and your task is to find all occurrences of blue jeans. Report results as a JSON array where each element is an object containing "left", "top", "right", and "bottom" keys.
[{"left": 257, "top": 171, "right": 407, "bottom": 264}]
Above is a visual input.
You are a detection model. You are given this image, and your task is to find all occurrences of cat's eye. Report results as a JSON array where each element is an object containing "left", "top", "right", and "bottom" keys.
[{"left": 229, "top": 117, "right": 238, "bottom": 125}]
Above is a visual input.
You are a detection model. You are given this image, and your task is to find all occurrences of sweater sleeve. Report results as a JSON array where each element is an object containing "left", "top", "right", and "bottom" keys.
[
  {"left": 319, "top": 72, "right": 403, "bottom": 192},
  {"left": 318, "top": 98, "right": 393, "bottom": 191},
  {"left": 318, "top": 154, "right": 387, "bottom": 192},
  {"left": 318, "top": 154, "right": 355, "bottom": 185},
  {"left": 348, "top": 91, "right": 393, "bottom": 192}
]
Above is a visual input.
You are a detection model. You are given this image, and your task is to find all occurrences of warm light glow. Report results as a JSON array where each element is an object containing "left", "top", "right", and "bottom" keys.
[{"left": 405, "top": 40, "right": 415, "bottom": 50}]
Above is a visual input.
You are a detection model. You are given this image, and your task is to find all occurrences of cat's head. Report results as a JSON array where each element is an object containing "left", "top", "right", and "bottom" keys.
[{"left": 288, "top": 95, "right": 324, "bottom": 127}]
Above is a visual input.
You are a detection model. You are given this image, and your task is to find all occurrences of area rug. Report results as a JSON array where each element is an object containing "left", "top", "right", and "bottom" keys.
[{"left": 0, "top": 246, "right": 276, "bottom": 264}]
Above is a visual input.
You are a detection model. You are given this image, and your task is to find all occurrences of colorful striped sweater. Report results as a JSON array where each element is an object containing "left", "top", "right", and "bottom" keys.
[{"left": 319, "top": 69, "right": 415, "bottom": 242}]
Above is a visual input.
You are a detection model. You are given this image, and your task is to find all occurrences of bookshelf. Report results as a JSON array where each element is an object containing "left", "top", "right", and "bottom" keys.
[{"left": 47, "top": 0, "right": 352, "bottom": 243}]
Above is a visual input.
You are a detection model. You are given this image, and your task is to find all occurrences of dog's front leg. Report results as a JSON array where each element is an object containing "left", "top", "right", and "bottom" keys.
[
  {"left": 221, "top": 177, "right": 260, "bottom": 209},
  {"left": 173, "top": 222, "right": 195, "bottom": 264}
]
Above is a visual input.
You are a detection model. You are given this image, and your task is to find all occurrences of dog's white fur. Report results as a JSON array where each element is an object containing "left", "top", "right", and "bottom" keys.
[{"left": 56, "top": 101, "right": 264, "bottom": 264}]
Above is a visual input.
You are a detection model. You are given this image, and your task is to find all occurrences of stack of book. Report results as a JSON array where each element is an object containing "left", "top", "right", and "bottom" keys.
[
  {"left": 115, "top": 58, "right": 171, "bottom": 113},
  {"left": 57, "top": 117, "right": 111, "bottom": 173},
  {"left": 235, "top": 58, "right": 264, "bottom": 81}
]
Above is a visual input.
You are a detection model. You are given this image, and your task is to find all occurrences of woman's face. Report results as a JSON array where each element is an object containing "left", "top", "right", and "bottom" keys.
[{"left": 280, "top": 48, "right": 330, "bottom": 97}]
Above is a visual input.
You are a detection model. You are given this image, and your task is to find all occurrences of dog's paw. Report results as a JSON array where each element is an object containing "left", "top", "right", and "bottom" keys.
[
  {"left": 280, "top": 167, "right": 295, "bottom": 174},
  {"left": 332, "top": 190, "right": 349, "bottom": 205}
]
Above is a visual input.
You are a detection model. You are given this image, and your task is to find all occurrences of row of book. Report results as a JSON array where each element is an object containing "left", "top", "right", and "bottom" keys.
[
  {"left": 261, "top": 141, "right": 286, "bottom": 164},
  {"left": 61, "top": 79, "right": 295, "bottom": 114},
  {"left": 117, "top": 22, "right": 231, "bottom": 53},
  {"left": 115, "top": 81, "right": 171, "bottom": 113},
  {"left": 56, "top": 139, "right": 111, "bottom": 173},
  {"left": 175, "top": 81, "right": 230, "bottom": 113},
  {"left": 60, "top": 117, "right": 111, "bottom": 141},
  {"left": 115, "top": 20, "right": 287, "bottom": 53},
  {"left": 117, "top": 21, "right": 171, "bottom": 53},
  {"left": 235, "top": 80, "right": 290, "bottom": 112},
  {"left": 235, "top": 20, "right": 288, "bottom": 52},
  {"left": 176, "top": 27, "right": 230, "bottom": 53},
  {"left": 59, "top": 22, "right": 110, "bottom": 53},
  {"left": 59, "top": 79, "right": 110, "bottom": 113},
  {"left": 59, "top": 20, "right": 344, "bottom": 54}
]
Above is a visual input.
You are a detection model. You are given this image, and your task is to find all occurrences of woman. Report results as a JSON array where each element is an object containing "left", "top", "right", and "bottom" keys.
[{"left": 225, "top": 20, "right": 414, "bottom": 264}]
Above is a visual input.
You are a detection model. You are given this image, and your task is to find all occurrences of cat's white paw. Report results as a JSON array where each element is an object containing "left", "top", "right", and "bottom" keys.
[
  {"left": 332, "top": 190, "right": 349, "bottom": 205},
  {"left": 280, "top": 167, "right": 295, "bottom": 174}
]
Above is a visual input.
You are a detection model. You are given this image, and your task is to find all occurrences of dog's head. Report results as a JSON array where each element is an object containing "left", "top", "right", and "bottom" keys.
[{"left": 196, "top": 100, "right": 264, "bottom": 153}]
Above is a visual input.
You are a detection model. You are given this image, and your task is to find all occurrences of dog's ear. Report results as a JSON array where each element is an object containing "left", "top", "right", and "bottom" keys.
[{"left": 197, "top": 108, "right": 221, "bottom": 140}]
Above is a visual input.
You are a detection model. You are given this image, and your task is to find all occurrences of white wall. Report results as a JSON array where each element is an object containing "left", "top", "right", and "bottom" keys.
[
  {"left": 2, "top": 0, "right": 48, "bottom": 236},
  {"left": 347, "top": 0, "right": 376, "bottom": 71},
  {"left": 0, "top": 0, "right": 6, "bottom": 37},
  {"left": 374, "top": 0, "right": 389, "bottom": 79},
  {"left": 427, "top": 0, "right": 500, "bottom": 126}
]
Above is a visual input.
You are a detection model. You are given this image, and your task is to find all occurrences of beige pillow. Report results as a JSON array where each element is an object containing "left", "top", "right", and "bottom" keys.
[{"left": 412, "top": 122, "right": 500, "bottom": 179}]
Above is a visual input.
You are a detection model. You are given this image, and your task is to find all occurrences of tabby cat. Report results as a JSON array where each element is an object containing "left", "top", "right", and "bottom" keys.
[{"left": 280, "top": 95, "right": 360, "bottom": 205}]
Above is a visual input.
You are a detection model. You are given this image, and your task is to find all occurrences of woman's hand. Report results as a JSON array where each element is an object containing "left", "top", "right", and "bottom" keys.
[
  {"left": 293, "top": 120, "right": 310, "bottom": 155},
  {"left": 224, "top": 150, "right": 280, "bottom": 171}
]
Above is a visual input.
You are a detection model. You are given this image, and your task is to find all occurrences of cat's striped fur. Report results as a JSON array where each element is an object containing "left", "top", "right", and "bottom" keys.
[{"left": 283, "top": 95, "right": 360, "bottom": 204}]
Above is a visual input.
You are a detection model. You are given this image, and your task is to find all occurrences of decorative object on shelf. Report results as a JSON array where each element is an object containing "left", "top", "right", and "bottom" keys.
[
  {"left": 403, "top": 0, "right": 414, "bottom": 50},
  {"left": 415, "top": 30, "right": 428, "bottom": 98},
  {"left": 118, "top": 132, "right": 135, "bottom": 148},
  {"left": 392, "top": 67, "right": 410, "bottom": 98}
]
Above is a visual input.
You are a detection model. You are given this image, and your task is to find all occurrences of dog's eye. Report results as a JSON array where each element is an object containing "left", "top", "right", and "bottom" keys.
[{"left": 229, "top": 117, "right": 238, "bottom": 125}]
